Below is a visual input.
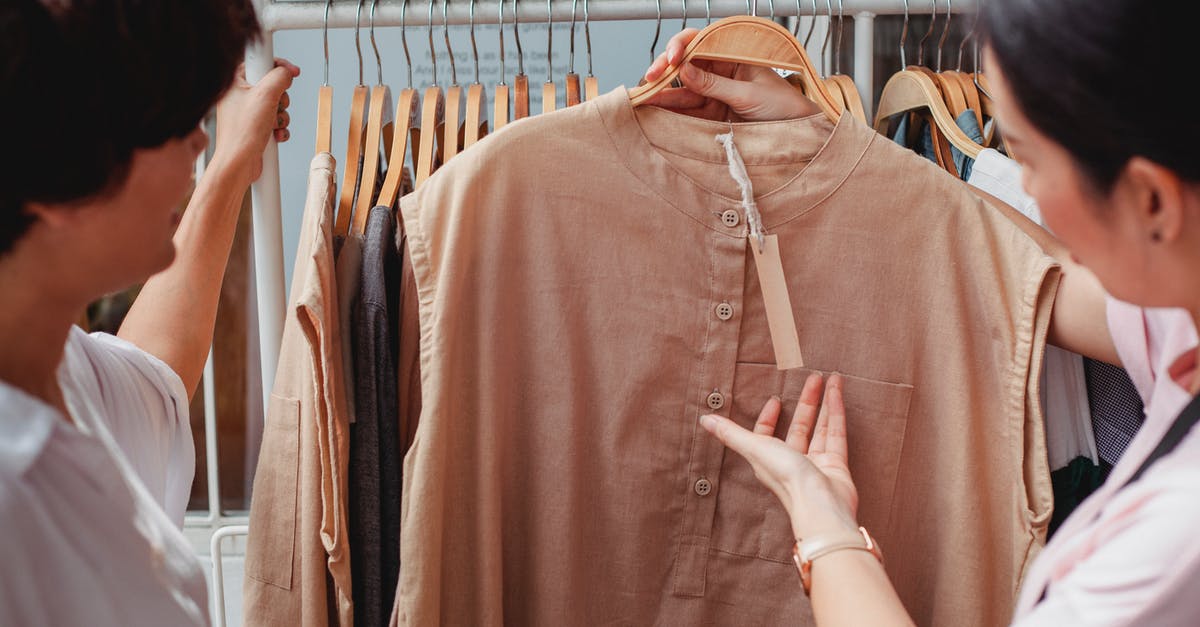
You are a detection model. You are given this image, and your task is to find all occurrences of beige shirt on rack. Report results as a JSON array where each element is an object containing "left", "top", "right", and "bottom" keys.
[
  {"left": 392, "top": 88, "right": 1058, "bottom": 627},
  {"left": 244, "top": 152, "right": 354, "bottom": 627}
]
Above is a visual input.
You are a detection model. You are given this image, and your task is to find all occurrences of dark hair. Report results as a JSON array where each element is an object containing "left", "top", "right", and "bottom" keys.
[
  {"left": 0, "top": 0, "right": 260, "bottom": 256},
  {"left": 982, "top": 0, "right": 1200, "bottom": 193}
]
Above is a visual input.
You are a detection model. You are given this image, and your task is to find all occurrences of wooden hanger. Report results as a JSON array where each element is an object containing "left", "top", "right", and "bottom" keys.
[
  {"left": 316, "top": 1, "right": 334, "bottom": 155},
  {"left": 541, "top": 0, "right": 557, "bottom": 114},
  {"left": 565, "top": 0, "right": 582, "bottom": 108},
  {"left": 583, "top": 0, "right": 599, "bottom": 100},
  {"left": 512, "top": 0, "right": 531, "bottom": 119},
  {"left": 629, "top": 16, "right": 841, "bottom": 122},
  {"left": 334, "top": 83, "right": 370, "bottom": 237},
  {"left": 415, "top": 0, "right": 447, "bottom": 187},
  {"left": 440, "top": 0, "right": 465, "bottom": 164},
  {"left": 378, "top": 89, "right": 419, "bottom": 208},
  {"left": 352, "top": 2, "right": 394, "bottom": 234},
  {"left": 874, "top": 67, "right": 982, "bottom": 159},
  {"left": 494, "top": 0, "right": 511, "bottom": 130},
  {"left": 463, "top": 0, "right": 490, "bottom": 148}
]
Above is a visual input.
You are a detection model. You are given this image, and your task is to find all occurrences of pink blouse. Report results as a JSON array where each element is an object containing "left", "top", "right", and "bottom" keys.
[{"left": 1013, "top": 298, "right": 1200, "bottom": 625}]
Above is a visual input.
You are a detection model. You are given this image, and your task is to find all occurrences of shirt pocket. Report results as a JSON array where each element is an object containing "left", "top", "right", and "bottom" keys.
[
  {"left": 245, "top": 394, "right": 301, "bottom": 589},
  {"left": 711, "top": 363, "right": 913, "bottom": 564}
]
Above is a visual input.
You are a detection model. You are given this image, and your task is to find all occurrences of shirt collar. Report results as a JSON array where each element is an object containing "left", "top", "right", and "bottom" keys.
[{"left": 0, "top": 380, "right": 61, "bottom": 477}]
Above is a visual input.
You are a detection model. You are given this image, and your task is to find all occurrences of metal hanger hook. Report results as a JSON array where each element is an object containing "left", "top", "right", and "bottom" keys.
[
  {"left": 546, "top": 0, "right": 553, "bottom": 83},
  {"left": 401, "top": 0, "right": 415, "bottom": 87},
  {"left": 681, "top": 0, "right": 688, "bottom": 31},
  {"left": 498, "top": 0, "right": 507, "bottom": 84},
  {"left": 427, "top": 0, "right": 438, "bottom": 85},
  {"left": 705, "top": 0, "right": 711, "bottom": 25},
  {"left": 821, "top": 0, "right": 832, "bottom": 77},
  {"left": 650, "top": 0, "right": 662, "bottom": 65},
  {"left": 767, "top": 0, "right": 775, "bottom": 20},
  {"left": 569, "top": 0, "right": 578, "bottom": 74},
  {"left": 583, "top": 0, "right": 594, "bottom": 76},
  {"left": 916, "top": 0, "right": 936, "bottom": 67},
  {"left": 899, "top": 0, "right": 909, "bottom": 69},
  {"left": 804, "top": 0, "right": 818, "bottom": 50},
  {"left": 355, "top": 0, "right": 366, "bottom": 85},
  {"left": 956, "top": 0, "right": 979, "bottom": 72},
  {"left": 370, "top": 0, "right": 383, "bottom": 85},
  {"left": 443, "top": 0, "right": 458, "bottom": 85},
  {"left": 513, "top": 0, "right": 525, "bottom": 76},
  {"left": 936, "top": 0, "right": 951, "bottom": 72},
  {"left": 470, "top": 0, "right": 481, "bottom": 84},
  {"left": 835, "top": 0, "right": 845, "bottom": 75},
  {"left": 323, "top": 0, "right": 332, "bottom": 86}
]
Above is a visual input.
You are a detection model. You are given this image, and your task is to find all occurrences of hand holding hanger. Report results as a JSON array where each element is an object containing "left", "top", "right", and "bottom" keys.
[
  {"left": 214, "top": 59, "right": 299, "bottom": 183},
  {"left": 641, "top": 29, "right": 820, "bottom": 122}
]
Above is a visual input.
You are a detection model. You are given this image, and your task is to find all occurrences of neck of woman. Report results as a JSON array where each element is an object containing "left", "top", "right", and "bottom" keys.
[{"left": 0, "top": 260, "right": 81, "bottom": 417}]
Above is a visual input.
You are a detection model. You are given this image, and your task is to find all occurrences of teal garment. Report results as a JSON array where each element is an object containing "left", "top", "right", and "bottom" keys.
[
  {"left": 1048, "top": 456, "right": 1109, "bottom": 539},
  {"left": 890, "top": 109, "right": 983, "bottom": 180}
]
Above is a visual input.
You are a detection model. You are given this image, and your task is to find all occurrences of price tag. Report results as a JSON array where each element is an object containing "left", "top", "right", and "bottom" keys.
[{"left": 751, "top": 234, "right": 804, "bottom": 370}]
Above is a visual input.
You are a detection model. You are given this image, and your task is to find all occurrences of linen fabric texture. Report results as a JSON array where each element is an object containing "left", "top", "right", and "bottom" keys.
[{"left": 392, "top": 89, "right": 1060, "bottom": 627}]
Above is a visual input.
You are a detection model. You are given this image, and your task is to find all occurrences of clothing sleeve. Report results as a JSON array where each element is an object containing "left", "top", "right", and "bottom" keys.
[
  {"left": 80, "top": 329, "right": 195, "bottom": 526},
  {"left": 1014, "top": 468, "right": 1200, "bottom": 626},
  {"left": 1105, "top": 297, "right": 1154, "bottom": 404},
  {"left": 396, "top": 231, "right": 423, "bottom": 457}
]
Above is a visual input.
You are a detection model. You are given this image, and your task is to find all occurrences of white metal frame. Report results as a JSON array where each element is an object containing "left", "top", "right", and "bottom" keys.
[{"left": 203, "top": 0, "right": 975, "bottom": 622}]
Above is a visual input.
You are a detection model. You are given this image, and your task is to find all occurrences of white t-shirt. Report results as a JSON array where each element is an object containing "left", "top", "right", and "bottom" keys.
[{"left": 0, "top": 327, "right": 207, "bottom": 626}]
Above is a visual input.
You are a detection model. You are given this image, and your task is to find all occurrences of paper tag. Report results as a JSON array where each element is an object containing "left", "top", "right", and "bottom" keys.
[{"left": 751, "top": 234, "right": 804, "bottom": 370}]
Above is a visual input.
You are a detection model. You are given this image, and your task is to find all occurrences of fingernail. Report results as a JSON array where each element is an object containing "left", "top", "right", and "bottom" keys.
[
  {"left": 699, "top": 414, "right": 714, "bottom": 427},
  {"left": 277, "top": 115, "right": 284, "bottom": 126},
  {"left": 282, "top": 129, "right": 290, "bottom": 140}
]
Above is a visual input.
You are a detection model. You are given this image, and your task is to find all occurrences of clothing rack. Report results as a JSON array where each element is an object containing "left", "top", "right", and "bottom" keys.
[{"left": 213, "top": 0, "right": 976, "bottom": 624}]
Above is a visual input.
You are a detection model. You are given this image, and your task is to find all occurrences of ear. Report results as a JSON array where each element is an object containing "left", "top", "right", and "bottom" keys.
[
  {"left": 22, "top": 201, "right": 84, "bottom": 231},
  {"left": 1120, "top": 157, "right": 1186, "bottom": 245}
]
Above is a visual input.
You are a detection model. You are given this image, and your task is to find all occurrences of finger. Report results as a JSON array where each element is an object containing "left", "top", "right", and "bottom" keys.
[
  {"left": 273, "top": 57, "right": 301, "bottom": 76},
  {"left": 809, "top": 380, "right": 833, "bottom": 456},
  {"left": 678, "top": 62, "right": 750, "bottom": 110},
  {"left": 644, "top": 51, "right": 672, "bottom": 82},
  {"left": 699, "top": 413, "right": 762, "bottom": 460},
  {"left": 665, "top": 28, "right": 702, "bottom": 66},
  {"left": 274, "top": 128, "right": 290, "bottom": 143},
  {"left": 276, "top": 110, "right": 291, "bottom": 130},
  {"left": 255, "top": 65, "right": 297, "bottom": 100},
  {"left": 278, "top": 91, "right": 291, "bottom": 112},
  {"left": 822, "top": 374, "right": 849, "bottom": 463},
  {"left": 753, "top": 396, "right": 784, "bottom": 436},
  {"left": 785, "top": 373, "right": 824, "bottom": 453}
]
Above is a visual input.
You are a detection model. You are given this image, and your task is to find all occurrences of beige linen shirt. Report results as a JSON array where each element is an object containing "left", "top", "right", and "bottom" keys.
[
  {"left": 393, "top": 89, "right": 1058, "bottom": 627},
  {"left": 244, "top": 152, "right": 354, "bottom": 627}
]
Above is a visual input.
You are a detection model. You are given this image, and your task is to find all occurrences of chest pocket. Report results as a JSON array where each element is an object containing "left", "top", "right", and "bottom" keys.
[{"left": 710, "top": 363, "right": 913, "bottom": 564}]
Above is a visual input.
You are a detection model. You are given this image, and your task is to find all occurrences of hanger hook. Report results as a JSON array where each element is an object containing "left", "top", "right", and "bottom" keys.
[
  {"left": 355, "top": 0, "right": 366, "bottom": 85},
  {"left": 651, "top": 0, "right": 662, "bottom": 64},
  {"left": 497, "top": 0, "right": 507, "bottom": 84},
  {"left": 834, "top": 0, "right": 844, "bottom": 75},
  {"left": 749, "top": 0, "right": 755, "bottom": 17},
  {"left": 583, "top": 0, "right": 594, "bottom": 76},
  {"left": 916, "top": 0, "right": 936, "bottom": 67},
  {"left": 444, "top": 0, "right": 458, "bottom": 85},
  {"left": 793, "top": 0, "right": 801, "bottom": 36},
  {"left": 513, "top": 0, "right": 525, "bottom": 76},
  {"left": 821, "top": 0, "right": 832, "bottom": 77},
  {"left": 370, "top": 0, "right": 383, "bottom": 85},
  {"left": 767, "top": 0, "right": 775, "bottom": 20},
  {"left": 681, "top": 0, "right": 688, "bottom": 31},
  {"left": 546, "top": 0, "right": 553, "bottom": 84},
  {"left": 899, "top": 0, "right": 909, "bottom": 69},
  {"left": 569, "top": 0, "right": 578, "bottom": 74},
  {"left": 401, "top": 0, "right": 415, "bottom": 86},
  {"left": 470, "top": 0, "right": 481, "bottom": 83},
  {"left": 705, "top": 0, "right": 711, "bottom": 25},
  {"left": 956, "top": 0, "right": 978, "bottom": 72},
  {"left": 936, "top": 0, "right": 951, "bottom": 72},
  {"left": 323, "top": 0, "right": 332, "bottom": 86},
  {"left": 427, "top": 0, "right": 438, "bottom": 85},
  {"left": 804, "top": 0, "right": 818, "bottom": 49}
]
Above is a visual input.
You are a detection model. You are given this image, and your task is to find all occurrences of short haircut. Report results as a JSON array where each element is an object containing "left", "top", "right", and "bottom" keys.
[
  {"left": 0, "top": 0, "right": 260, "bottom": 256},
  {"left": 982, "top": 0, "right": 1200, "bottom": 193}
]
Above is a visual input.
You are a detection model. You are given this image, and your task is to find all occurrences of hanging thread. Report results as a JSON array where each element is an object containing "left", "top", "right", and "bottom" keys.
[{"left": 716, "top": 131, "right": 766, "bottom": 253}]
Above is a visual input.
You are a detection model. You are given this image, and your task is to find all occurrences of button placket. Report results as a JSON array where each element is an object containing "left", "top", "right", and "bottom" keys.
[{"left": 672, "top": 232, "right": 746, "bottom": 596}]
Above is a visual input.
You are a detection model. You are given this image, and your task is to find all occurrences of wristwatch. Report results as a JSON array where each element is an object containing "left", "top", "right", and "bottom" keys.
[{"left": 792, "top": 526, "right": 883, "bottom": 595}]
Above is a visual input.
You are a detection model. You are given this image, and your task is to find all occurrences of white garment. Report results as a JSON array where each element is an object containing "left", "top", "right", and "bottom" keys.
[
  {"left": 969, "top": 148, "right": 1099, "bottom": 469},
  {"left": 0, "top": 327, "right": 207, "bottom": 627},
  {"left": 1013, "top": 301, "right": 1200, "bottom": 626}
]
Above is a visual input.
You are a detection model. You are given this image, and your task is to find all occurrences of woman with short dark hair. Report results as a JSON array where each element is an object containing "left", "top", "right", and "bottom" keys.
[
  {"left": 0, "top": 1, "right": 296, "bottom": 624},
  {"left": 647, "top": 0, "right": 1200, "bottom": 623}
]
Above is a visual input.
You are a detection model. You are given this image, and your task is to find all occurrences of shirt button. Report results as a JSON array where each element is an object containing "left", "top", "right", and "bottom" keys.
[
  {"left": 694, "top": 478, "right": 713, "bottom": 496},
  {"left": 721, "top": 209, "right": 741, "bottom": 227},
  {"left": 715, "top": 302, "right": 734, "bottom": 320},
  {"left": 706, "top": 391, "right": 726, "bottom": 410}
]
